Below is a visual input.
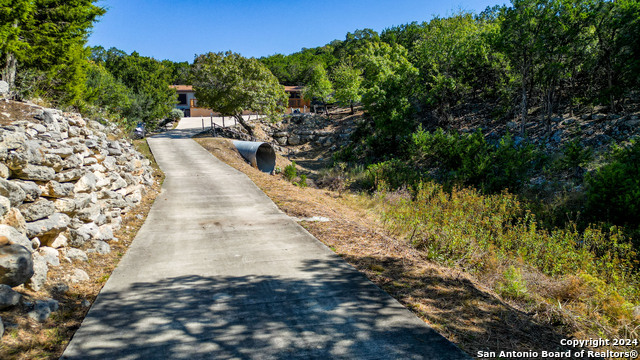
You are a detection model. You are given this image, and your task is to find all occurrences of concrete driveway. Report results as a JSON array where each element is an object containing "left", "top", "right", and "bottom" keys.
[
  {"left": 62, "top": 126, "right": 469, "bottom": 359},
  {"left": 175, "top": 115, "right": 261, "bottom": 132}
]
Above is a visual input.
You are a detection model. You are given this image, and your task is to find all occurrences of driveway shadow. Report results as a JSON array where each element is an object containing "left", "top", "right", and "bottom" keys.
[{"left": 62, "top": 258, "right": 468, "bottom": 359}]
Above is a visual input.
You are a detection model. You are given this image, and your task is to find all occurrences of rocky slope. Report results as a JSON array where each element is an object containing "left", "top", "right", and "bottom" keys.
[{"left": 0, "top": 97, "right": 155, "bottom": 334}]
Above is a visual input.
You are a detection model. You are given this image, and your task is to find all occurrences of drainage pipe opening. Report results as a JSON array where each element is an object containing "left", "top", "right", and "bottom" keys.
[{"left": 232, "top": 141, "right": 276, "bottom": 174}]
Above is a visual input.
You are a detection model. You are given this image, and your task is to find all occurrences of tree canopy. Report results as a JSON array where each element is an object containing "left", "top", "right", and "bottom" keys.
[
  {"left": 191, "top": 51, "right": 288, "bottom": 136},
  {"left": 0, "top": 0, "right": 105, "bottom": 104},
  {"left": 303, "top": 64, "right": 333, "bottom": 114}
]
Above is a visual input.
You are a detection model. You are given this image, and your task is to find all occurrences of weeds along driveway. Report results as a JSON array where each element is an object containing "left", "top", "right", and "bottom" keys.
[{"left": 62, "top": 129, "right": 469, "bottom": 359}]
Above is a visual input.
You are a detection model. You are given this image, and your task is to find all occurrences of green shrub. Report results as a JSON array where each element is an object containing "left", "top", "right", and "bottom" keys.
[
  {"left": 497, "top": 266, "right": 529, "bottom": 300},
  {"left": 169, "top": 109, "right": 184, "bottom": 121},
  {"left": 558, "top": 138, "right": 593, "bottom": 171},
  {"left": 585, "top": 139, "right": 640, "bottom": 227},
  {"left": 366, "top": 159, "right": 418, "bottom": 190},
  {"left": 283, "top": 162, "right": 297, "bottom": 181},
  {"left": 297, "top": 174, "right": 308, "bottom": 188},
  {"left": 409, "top": 128, "right": 540, "bottom": 193}
]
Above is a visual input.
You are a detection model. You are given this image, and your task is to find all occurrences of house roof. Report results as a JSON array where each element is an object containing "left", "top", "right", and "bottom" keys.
[
  {"left": 170, "top": 85, "right": 193, "bottom": 91},
  {"left": 284, "top": 85, "right": 304, "bottom": 92}
]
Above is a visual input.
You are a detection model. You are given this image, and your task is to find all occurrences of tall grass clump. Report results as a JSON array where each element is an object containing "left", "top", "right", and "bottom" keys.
[{"left": 375, "top": 180, "right": 639, "bottom": 329}]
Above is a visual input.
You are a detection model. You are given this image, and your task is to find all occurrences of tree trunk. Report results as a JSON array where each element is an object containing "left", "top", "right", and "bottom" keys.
[
  {"left": 324, "top": 102, "right": 328, "bottom": 115},
  {"left": 234, "top": 114, "right": 254, "bottom": 137},
  {"left": 350, "top": 101, "right": 354, "bottom": 115},
  {"left": 520, "top": 78, "right": 528, "bottom": 136},
  {"left": 2, "top": 52, "right": 17, "bottom": 91}
]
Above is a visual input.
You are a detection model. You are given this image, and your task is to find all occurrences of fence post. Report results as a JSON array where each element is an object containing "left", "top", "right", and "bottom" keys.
[
  {"left": 222, "top": 116, "right": 225, "bottom": 127},
  {"left": 202, "top": 118, "right": 204, "bottom": 130}
]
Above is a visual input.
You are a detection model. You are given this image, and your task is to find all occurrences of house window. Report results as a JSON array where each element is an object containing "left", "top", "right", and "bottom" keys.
[
  {"left": 289, "top": 92, "right": 300, "bottom": 99},
  {"left": 177, "top": 94, "right": 187, "bottom": 105}
]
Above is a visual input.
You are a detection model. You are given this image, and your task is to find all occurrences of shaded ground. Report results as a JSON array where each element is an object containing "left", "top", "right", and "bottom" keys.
[{"left": 195, "top": 137, "right": 588, "bottom": 359}]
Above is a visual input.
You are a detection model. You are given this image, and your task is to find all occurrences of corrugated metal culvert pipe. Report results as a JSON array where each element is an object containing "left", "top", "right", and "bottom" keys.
[{"left": 232, "top": 141, "right": 276, "bottom": 174}]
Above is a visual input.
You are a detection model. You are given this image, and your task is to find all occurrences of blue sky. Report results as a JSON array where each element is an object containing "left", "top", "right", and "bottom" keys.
[{"left": 88, "top": 0, "right": 506, "bottom": 63}]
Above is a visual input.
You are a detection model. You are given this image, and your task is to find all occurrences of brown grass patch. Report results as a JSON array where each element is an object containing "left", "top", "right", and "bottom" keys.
[
  {"left": 0, "top": 140, "right": 164, "bottom": 360},
  {"left": 195, "top": 137, "right": 587, "bottom": 358}
]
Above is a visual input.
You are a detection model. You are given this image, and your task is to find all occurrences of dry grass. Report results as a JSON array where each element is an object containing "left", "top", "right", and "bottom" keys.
[
  {"left": 195, "top": 137, "right": 591, "bottom": 358},
  {"left": 0, "top": 140, "right": 164, "bottom": 360}
]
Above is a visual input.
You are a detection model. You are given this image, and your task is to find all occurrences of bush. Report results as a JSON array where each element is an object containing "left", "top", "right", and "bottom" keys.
[
  {"left": 283, "top": 162, "right": 297, "bottom": 181},
  {"left": 169, "top": 108, "right": 183, "bottom": 121},
  {"left": 298, "top": 174, "right": 308, "bottom": 188},
  {"left": 410, "top": 127, "right": 540, "bottom": 193},
  {"left": 497, "top": 266, "right": 529, "bottom": 300},
  {"left": 366, "top": 159, "right": 418, "bottom": 190},
  {"left": 558, "top": 138, "right": 593, "bottom": 172},
  {"left": 585, "top": 139, "right": 640, "bottom": 227}
]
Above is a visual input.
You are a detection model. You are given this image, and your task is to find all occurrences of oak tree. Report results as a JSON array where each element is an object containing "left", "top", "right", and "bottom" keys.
[{"left": 192, "top": 51, "right": 288, "bottom": 136}]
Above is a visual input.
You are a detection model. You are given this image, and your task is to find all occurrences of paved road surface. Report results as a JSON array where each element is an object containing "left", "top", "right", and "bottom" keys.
[
  {"left": 62, "top": 126, "right": 469, "bottom": 359},
  {"left": 176, "top": 115, "right": 261, "bottom": 132}
]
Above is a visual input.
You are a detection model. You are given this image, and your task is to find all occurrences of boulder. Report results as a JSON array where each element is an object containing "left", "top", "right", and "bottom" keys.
[
  {"left": 0, "top": 80, "right": 8, "bottom": 95},
  {"left": 288, "top": 134, "right": 301, "bottom": 145},
  {"left": 96, "top": 225, "right": 113, "bottom": 241},
  {"left": 42, "top": 154, "right": 63, "bottom": 172},
  {"left": 102, "top": 156, "right": 117, "bottom": 171},
  {"left": 19, "top": 199, "right": 55, "bottom": 222},
  {"left": 76, "top": 203, "right": 101, "bottom": 223},
  {"left": 0, "top": 196, "right": 9, "bottom": 218},
  {"left": 40, "top": 180, "right": 74, "bottom": 198},
  {"left": 27, "top": 299, "right": 58, "bottom": 322},
  {"left": 54, "top": 168, "right": 84, "bottom": 183},
  {"left": 0, "top": 225, "right": 32, "bottom": 251},
  {"left": 0, "top": 284, "right": 21, "bottom": 310},
  {"left": 53, "top": 198, "right": 76, "bottom": 214},
  {"left": 25, "top": 253, "right": 48, "bottom": 291},
  {"left": 0, "top": 179, "right": 26, "bottom": 206},
  {"left": 74, "top": 173, "right": 97, "bottom": 193},
  {"left": 0, "top": 130, "right": 27, "bottom": 150},
  {"left": 62, "top": 153, "right": 83, "bottom": 169},
  {"left": 0, "top": 244, "right": 34, "bottom": 286},
  {"left": 64, "top": 248, "right": 88, "bottom": 262},
  {"left": 70, "top": 222, "right": 99, "bottom": 245},
  {"left": 25, "top": 213, "right": 70, "bottom": 240},
  {"left": 0, "top": 163, "right": 9, "bottom": 179},
  {"left": 49, "top": 233, "right": 68, "bottom": 248},
  {"left": 109, "top": 174, "right": 127, "bottom": 191},
  {"left": 12, "top": 164, "right": 55, "bottom": 182},
  {"left": 73, "top": 193, "right": 95, "bottom": 210},
  {"left": 45, "top": 146, "right": 74, "bottom": 159},
  {"left": 39, "top": 247, "right": 59, "bottom": 267},
  {"left": 88, "top": 240, "right": 110, "bottom": 255},
  {"left": 68, "top": 268, "right": 89, "bottom": 283},
  {"left": 14, "top": 180, "right": 42, "bottom": 202},
  {"left": 0, "top": 208, "right": 27, "bottom": 234}
]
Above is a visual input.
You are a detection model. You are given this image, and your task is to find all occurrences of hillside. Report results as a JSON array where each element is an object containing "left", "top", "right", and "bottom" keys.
[{"left": 194, "top": 105, "right": 640, "bottom": 358}]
